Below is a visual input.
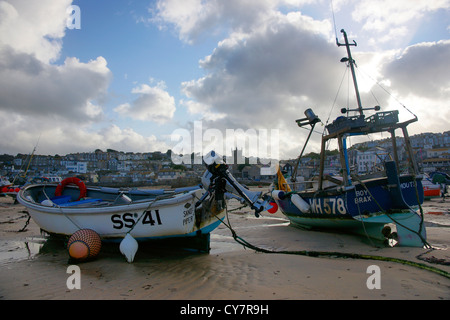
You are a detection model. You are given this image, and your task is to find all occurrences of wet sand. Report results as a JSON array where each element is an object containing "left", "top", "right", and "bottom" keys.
[{"left": 0, "top": 192, "right": 449, "bottom": 301}]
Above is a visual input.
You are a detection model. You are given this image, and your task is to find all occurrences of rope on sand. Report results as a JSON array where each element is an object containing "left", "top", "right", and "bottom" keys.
[{"left": 218, "top": 210, "right": 450, "bottom": 280}]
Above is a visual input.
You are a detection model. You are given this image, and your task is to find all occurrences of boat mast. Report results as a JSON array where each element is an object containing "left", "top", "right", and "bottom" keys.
[{"left": 336, "top": 29, "right": 363, "bottom": 115}]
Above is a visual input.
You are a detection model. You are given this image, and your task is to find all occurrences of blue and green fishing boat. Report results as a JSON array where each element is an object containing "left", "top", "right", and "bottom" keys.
[{"left": 271, "top": 30, "right": 427, "bottom": 247}]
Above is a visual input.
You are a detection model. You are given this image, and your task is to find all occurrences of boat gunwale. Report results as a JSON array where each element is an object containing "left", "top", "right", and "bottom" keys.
[
  {"left": 289, "top": 173, "right": 422, "bottom": 198},
  {"left": 17, "top": 184, "right": 203, "bottom": 215}
]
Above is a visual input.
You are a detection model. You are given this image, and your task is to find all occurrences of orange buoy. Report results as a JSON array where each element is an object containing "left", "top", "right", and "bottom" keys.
[
  {"left": 67, "top": 229, "right": 102, "bottom": 261},
  {"left": 68, "top": 241, "right": 90, "bottom": 260}
]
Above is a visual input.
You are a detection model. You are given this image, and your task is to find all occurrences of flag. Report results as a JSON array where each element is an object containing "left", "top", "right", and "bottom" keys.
[{"left": 277, "top": 166, "right": 292, "bottom": 192}]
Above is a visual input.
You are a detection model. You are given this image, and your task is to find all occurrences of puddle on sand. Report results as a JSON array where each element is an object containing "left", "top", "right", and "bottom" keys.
[
  {"left": 0, "top": 235, "right": 63, "bottom": 266},
  {"left": 0, "top": 233, "right": 245, "bottom": 263},
  {"left": 0, "top": 216, "right": 292, "bottom": 263},
  {"left": 209, "top": 234, "right": 244, "bottom": 254}
]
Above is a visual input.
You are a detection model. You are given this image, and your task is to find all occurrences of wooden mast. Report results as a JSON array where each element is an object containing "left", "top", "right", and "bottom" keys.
[{"left": 337, "top": 29, "right": 363, "bottom": 115}]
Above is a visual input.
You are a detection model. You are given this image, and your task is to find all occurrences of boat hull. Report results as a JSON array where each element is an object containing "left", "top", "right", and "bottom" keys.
[
  {"left": 284, "top": 211, "right": 426, "bottom": 246},
  {"left": 423, "top": 188, "right": 441, "bottom": 199},
  {"left": 17, "top": 184, "right": 225, "bottom": 246},
  {"left": 276, "top": 175, "right": 427, "bottom": 246},
  {"left": 278, "top": 175, "right": 424, "bottom": 217},
  {"left": 422, "top": 176, "right": 441, "bottom": 199},
  {"left": 423, "top": 187, "right": 440, "bottom": 199}
]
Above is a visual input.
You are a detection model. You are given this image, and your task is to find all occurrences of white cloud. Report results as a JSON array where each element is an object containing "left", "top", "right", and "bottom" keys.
[
  {"left": 351, "top": 0, "right": 450, "bottom": 47},
  {"left": 95, "top": 125, "right": 170, "bottom": 153},
  {"left": 394, "top": 95, "right": 450, "bottom": 135},
  {"left": 180, "top": 99, "right": 226, "bottom": 121},
  {"left": 0, "top": 49, "right": 111, "bottom": 121},
  {"left": 114, "top": 83, "right": 176, "bottom": 124},
  {"left": 0, "top": 0, "right": 71, "bottom": 63},
  {"left": 0, "top": 1, "right": 115, "bottom": 155},
  {"left": 1, "top": 0, "right": 449, "bottom": 159},
  {"left": 375, "top": 40, "right": 450, "bottom": 135},
  {"left": 156, "top": 0, "right": 450, "bottom": 159},
  {"left": 151, "top": 0, "right": 316, "bottom": 43},
  {"left": 353, "top": 0, "right": 450, "bottom": 32},
  {"left": 0, "top": 1, "right": 177, "bottom": 155},
  {"left": 178, "top": 12, "right": 342, "bottom": 158},
  {"left": 0, "top": 107, "right": 171, "bottom": 155},
  {"left": 382, "top": 40, "right": 450, "bottom": 99}
]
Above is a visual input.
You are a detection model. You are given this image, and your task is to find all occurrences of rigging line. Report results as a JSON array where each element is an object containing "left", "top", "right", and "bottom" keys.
[
  {"left": 326, "top": 66, "right": 349, "bottom": 127},
  {"left": 347, "top": 64, "right": 351, "bottom": 109},
  {"left": 330, "top": 0, "right": 339, "bottom": 42},
  {"left": 351, "top": 173, "right": 431, "bottom": 249},
  {"left": 354, "top": 188, "right": 378, "bottom": 248},
  {"left": 356, "top": 66, "right": 418, "bottom": 118},
  {"left": 352, "top": 65, "right": 381, "bottom": 106},
  {"left": 298, "top": 125, "right": 322, "bottom": 135},
  {"left": 41, "top": 185, "right": 83, "bottom": 230}
]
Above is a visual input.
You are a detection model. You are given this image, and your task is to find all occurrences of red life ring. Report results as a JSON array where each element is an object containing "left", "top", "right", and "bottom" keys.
[{"left": 55, "top": 177, "right": 87, "bottom": 201}]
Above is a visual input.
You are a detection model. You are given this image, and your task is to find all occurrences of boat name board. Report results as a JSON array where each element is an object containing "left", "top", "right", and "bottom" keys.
[
  {"left": 354, "top": 181, "right": 416, "bottom": 205},
  {"left": 308, "top": 197, "right": 347, "bottom": 215},
  {"left": 183, "top": 206, "right": 194, "bottom": 226},
  {"left": 400, "top": 181, "right": 415, "bottom": 189},
  {"left": 354, "top": 189, "right": 372, "bottom": 205},
  {"left": 306, "top": 181, "right": 419, "bottom": 215},
  {"left": 111, "top": 210, "right": 162, "bottom": 230}
]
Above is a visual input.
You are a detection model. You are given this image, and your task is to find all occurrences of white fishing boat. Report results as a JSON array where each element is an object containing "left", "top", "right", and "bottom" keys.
[
  {"left": 17, "top": 158, "right": 270, "bottom": 260},
  {"left": 18, "top": 180, "right": 219, "bottom": 243}
]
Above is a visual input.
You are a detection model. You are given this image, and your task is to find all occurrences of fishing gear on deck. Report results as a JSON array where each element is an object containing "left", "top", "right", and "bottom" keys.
[{"left": 196, "top": 151, "right": 271, "bottom": 217}]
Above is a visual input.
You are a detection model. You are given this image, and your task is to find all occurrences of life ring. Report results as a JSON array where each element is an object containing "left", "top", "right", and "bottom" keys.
[{"left": 55, "top": 177, "right": 87, "bottom": 201}]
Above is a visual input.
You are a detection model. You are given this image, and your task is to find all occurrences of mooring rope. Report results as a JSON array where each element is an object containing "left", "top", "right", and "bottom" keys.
[
  {"left": 0, "top": 211, "right": 31, "bottom": 232},
  {"left": 350, "top": 173, "right": 431, "bottom": 249},
  {"left": 218, "top": 207, "right": 450, "bottom": 280}
]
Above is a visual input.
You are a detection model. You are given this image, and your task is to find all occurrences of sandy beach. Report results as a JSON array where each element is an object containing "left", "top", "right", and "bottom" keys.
[{"left": 0, "top": 190, "right": 449, "bottom": 302}]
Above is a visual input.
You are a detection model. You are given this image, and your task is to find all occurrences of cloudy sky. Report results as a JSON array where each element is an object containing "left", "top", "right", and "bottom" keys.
[{"left": 0, "top": 0, "right": 449, "bottom": 160}]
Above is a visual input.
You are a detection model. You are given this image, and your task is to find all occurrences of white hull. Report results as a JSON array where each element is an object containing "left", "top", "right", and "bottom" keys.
[{"left": 18, "top": 185, "right": 225, "bottom": 241}]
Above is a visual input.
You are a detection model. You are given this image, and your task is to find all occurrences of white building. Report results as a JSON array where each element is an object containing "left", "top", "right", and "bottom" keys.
[
  {"left": 356, "top": 148, "right": 389, "bottom": 174},
  {"left": 426, "top": 147, "right": 449, "bottom": 159},
  {"left": 65, "top": 161, "right": 87, "bottom": 174},
  {"left": 157, "top": 169, "right": 185, "bottom": 180}
]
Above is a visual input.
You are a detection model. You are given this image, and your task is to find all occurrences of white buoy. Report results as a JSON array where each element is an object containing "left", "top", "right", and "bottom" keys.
[
  {"left": 120, "top": 234, "right": 138, "bottom": 263},
  {"left": 271, "top": 190, "right": 286, "bottom": 200},
  {"left": 41, "top": 199, "right": 54, "bottom": 206},
  {"left": 291, "top": 194, "right": 310, "bottom": 213}
]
